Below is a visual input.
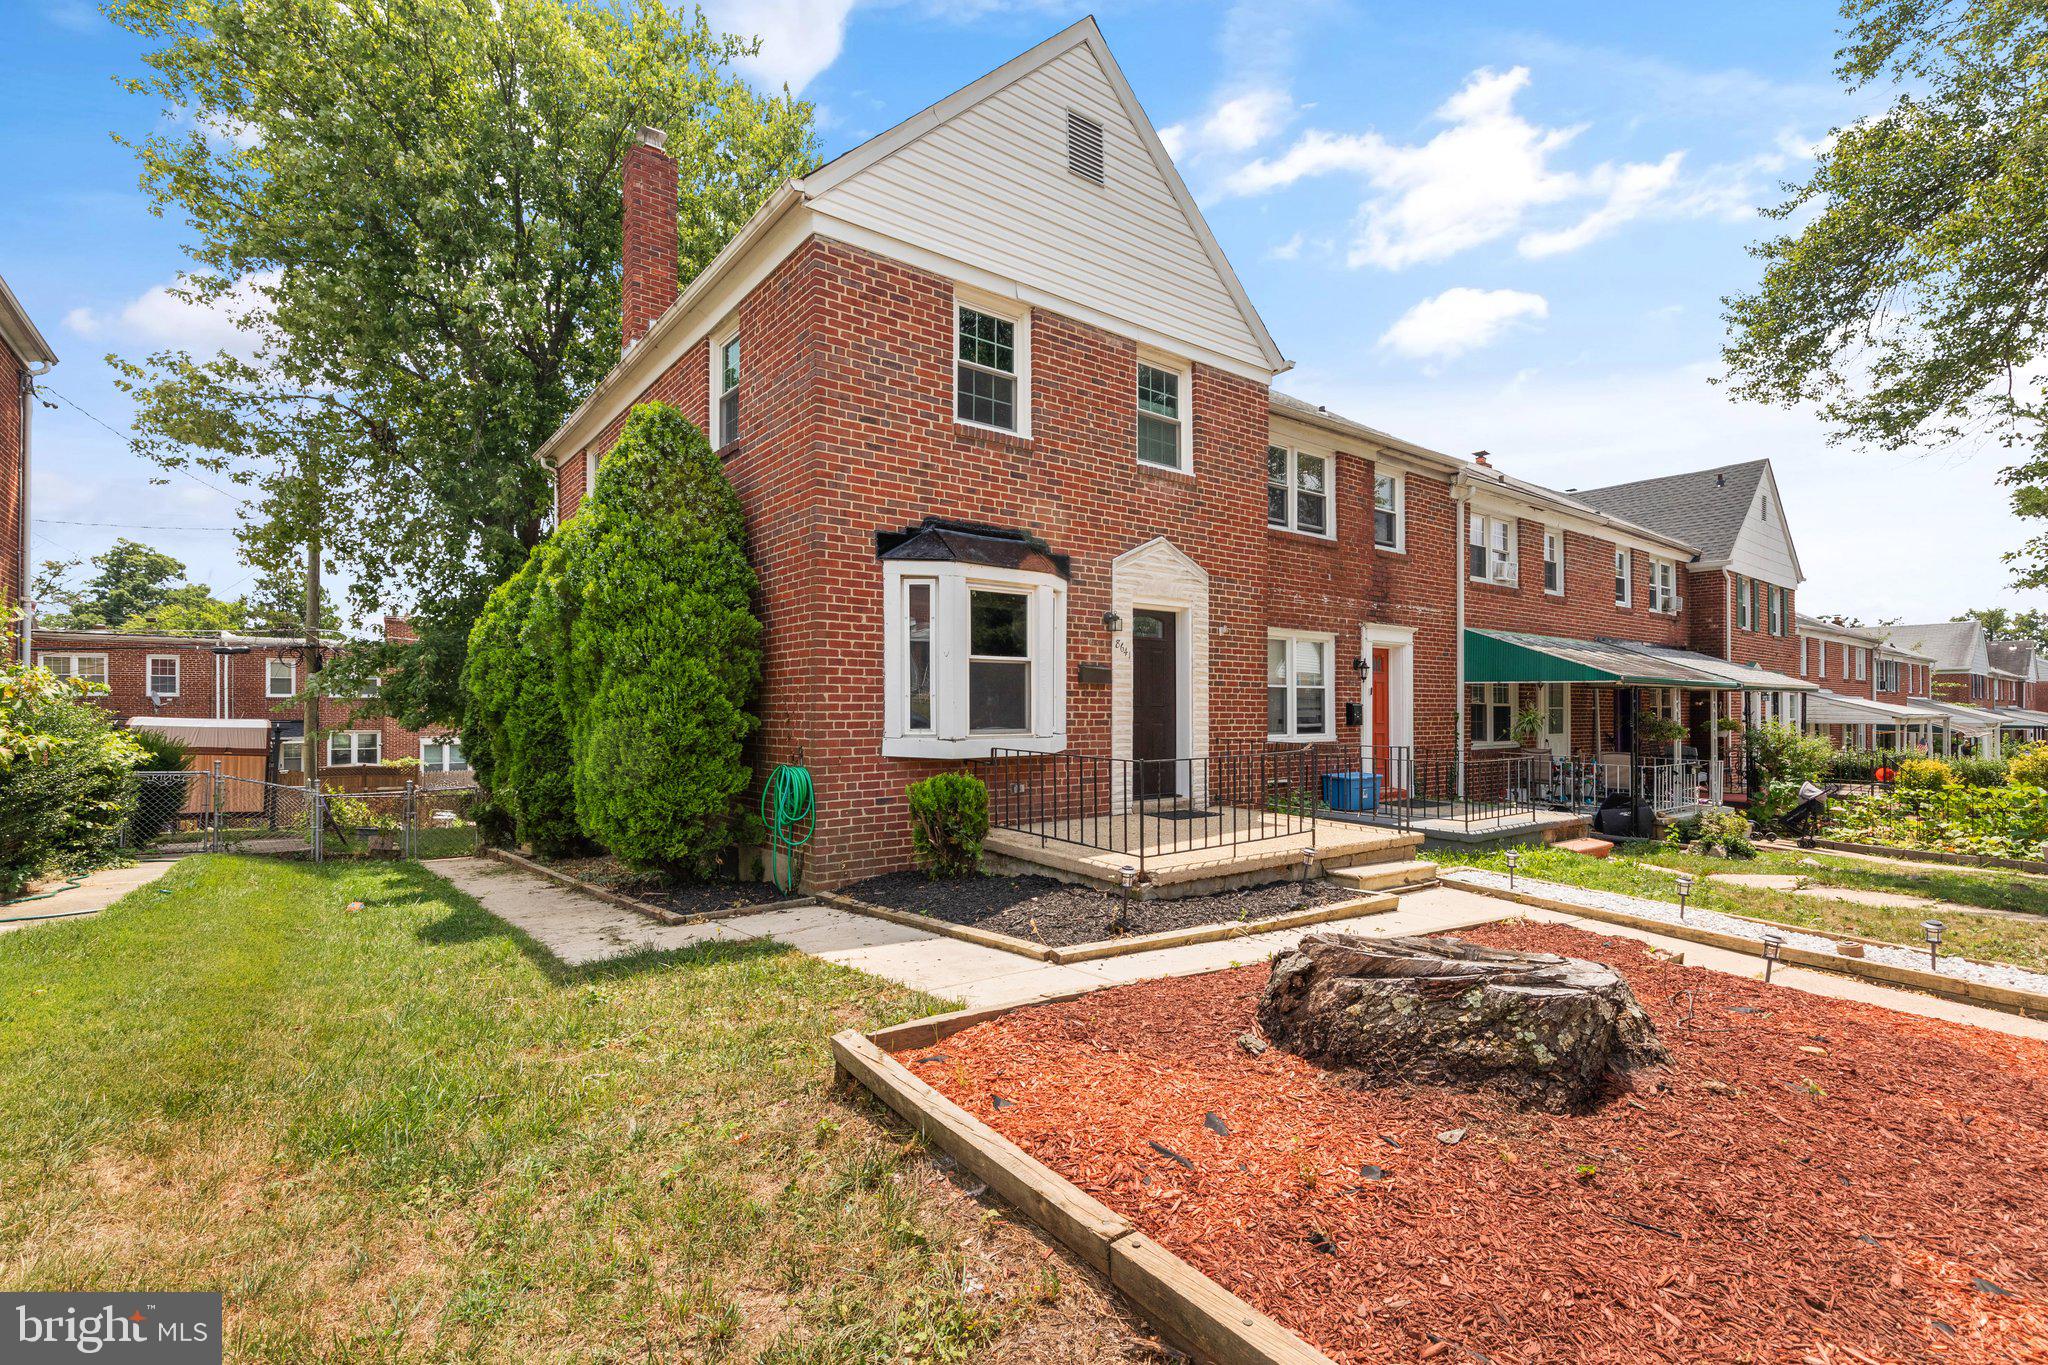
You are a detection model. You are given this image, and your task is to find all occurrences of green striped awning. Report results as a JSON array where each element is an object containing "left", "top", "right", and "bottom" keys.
[{"left": 1464, "top": 630, "right": 1723, "bottom": 687}]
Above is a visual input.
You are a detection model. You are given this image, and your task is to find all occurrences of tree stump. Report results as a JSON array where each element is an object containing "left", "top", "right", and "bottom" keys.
[{"left": 1257, "top": 933, "right": 1667, "bottom": 1113}]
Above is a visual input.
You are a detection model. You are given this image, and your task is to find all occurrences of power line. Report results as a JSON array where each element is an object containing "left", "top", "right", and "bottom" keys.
[
  {"left": 35, "top": 518, "right": 240, "bottom": 532},
  {"left": 39, "top": 385, "right": 249, "bottom": 505}
]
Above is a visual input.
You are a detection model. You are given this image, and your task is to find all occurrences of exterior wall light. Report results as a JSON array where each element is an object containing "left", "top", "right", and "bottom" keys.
[{"left": 1101, "top": 610, "right": 1123, "bottom": 633}]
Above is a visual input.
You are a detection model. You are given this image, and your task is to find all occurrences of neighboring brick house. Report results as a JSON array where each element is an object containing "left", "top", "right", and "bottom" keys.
[
  {"left": 528, "top": 20, "right": 1823, "bottom": 886},
  {"left": 1790, "top": 615, "right": 1945, "bottom": 750},
  {"left": 1, "top": 271, "right": 58, "bottom": 651},
  {"left": 1882, "top": 619, "right": 2046, "bottom": 752},
  {"left": 34, "top": 619, "right": 464, "bottom": 786}
]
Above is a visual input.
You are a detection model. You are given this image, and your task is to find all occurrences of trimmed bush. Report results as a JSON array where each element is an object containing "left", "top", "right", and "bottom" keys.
[
  {"left": 2008, "top": 742, "right": 2048, "bottom": 791},
  {"left": 0, "top": 662, "right": 147, "bottom": 898},
  {"left": 464, "top": 542, "right": 582, "bottom": 856},
  {"left": 557, "top": 403, "right": 761, "bottom": 875},
  {"left": 1894, "top": 757, "right": 1952, "bottom": 790},
  {"left": 1743, "top": 721, "right": 1833, "bottom": 786},
  {"left": 907, "top": 772, "right": 990, "bottom": 878},
  {"left": 1952, "top": 754, "right": 2008, "bottom": 788}
]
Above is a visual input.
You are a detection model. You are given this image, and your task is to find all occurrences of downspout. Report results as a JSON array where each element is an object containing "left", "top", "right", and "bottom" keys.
[
  {"left": 17, "top": 362, "right": 50, "bottom": 664},
  {"left": 1452, "top": 477, "right": 1471, "bottom": 801}
]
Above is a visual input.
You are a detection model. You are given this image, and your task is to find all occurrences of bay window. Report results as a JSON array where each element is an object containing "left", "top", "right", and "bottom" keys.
[
  {"left": 1468, "top": 683, "right": 1515, "bottom": 745},
  {"left": 882, "top": 560, "right": 1066, "bottom": 757},
  {"left": 1266, "top": 445, "right": 1330, "bottom": 536},
  {"left": 1468, "top": 511, "right": 1515, "bottom": 584},
  {"left": 1267, "top": 631, "right": 1333, "bottom": 741}
]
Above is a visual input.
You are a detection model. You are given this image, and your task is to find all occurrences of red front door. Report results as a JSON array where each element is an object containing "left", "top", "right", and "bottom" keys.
[{"left": 1371, "top": 647, "right": 1393, "bottom": 780}]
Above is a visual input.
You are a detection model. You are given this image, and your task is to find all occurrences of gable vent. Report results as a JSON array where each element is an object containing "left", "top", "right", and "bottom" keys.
[{"left": 1066, "top": 110, "right": 1105, "bottom": 184}]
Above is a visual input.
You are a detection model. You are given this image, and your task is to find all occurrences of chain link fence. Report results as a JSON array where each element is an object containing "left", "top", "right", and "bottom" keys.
[{"left": 123, "top": 769, "right": 481, "bottom": 862}]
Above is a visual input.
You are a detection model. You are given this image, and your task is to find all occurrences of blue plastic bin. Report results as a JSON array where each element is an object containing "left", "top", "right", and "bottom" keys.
[{"left": 1320, "top": 771, "right": 1379, "bottom": 813}]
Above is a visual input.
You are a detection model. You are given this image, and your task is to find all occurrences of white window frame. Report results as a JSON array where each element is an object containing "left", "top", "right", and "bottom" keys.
[
  {"left": 278, "top": 737, "right": 304, "bottom": 774},
  {"left": 1854, "top": 646, "right": 1868, "bottom": 681},
  {"left": 420, "top": 737, "right": 469, "bottom": 773},
  {"left": 1468, "top": 682, "right": 1517, "bottom": 748},
  {"left": 710, "top": 328, "right": 741, "bottom": 449},
  {"left": 1613, "top": 548, "right": 1631, "bottom": 607},
  {"left": 145, "top": 654, "right": 180, "bottom": 699},
  {"left": 327, "top": 730, "right": 382, "bottom": 767},
  {"left": 881, "top": 560, "right": 1066, "bottom": 759},
  {"left": 584, "top": 446, "right": 597, "bottom": 499},
  {"left": 38, "top": 653, "right": 109, "bottom": 686},
  {"left": 267, "top": 657, "right": 297, "bottom": 699},
  {"left": 1266, "top": 444, "right": 1333, "bottom": 539},
  {"left": 1468, "top": 510, "right": 1516, "bottom": 586},
  {"left": 1542, "top": 528, "right": 1563, "bottom": 595},
  {"left": 951, "top": 289, "right": 1031, "bottom": 439},
  {"left": 1768, "top": 585, "right": 1785, "bottom": 636},
  {"left": 1373, "top": 472, "right": 1404, "bottom": 553},
  {"left": 1648, "top": 558, "right": 1678, "bottom": 615},
  {"left": 1266, "top": 629, "right": 1336, "bottom": 743},
  {"left": 1134, "top": 354, "right": 1191, "bottom": 473},
  {"left": 1735, "top": 576, "right": 1753, "bottom": 631}
]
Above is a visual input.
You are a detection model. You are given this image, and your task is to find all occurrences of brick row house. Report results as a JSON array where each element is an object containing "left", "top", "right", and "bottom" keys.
[
  {"left": 2, "top": 270, "right": 57, "bottom": 648},
  {"left": 1878, "top": 619, "right": 2048, "bottom": 752},
  {"left": 521, "top": 19, "right": 1864, "bottom": 890},
  {"left": 33, "top": 619, "right": 466, "bottom": 789}
]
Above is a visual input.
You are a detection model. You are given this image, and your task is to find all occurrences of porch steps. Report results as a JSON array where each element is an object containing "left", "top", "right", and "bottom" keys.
[{"left": 1327, "top": 859, "right": 1440, "bottom": 894}]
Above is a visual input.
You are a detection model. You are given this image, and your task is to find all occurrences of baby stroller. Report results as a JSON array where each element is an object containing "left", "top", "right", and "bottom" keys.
[{"left": 1754, "top": 781, "right": 1837, "bottom": 844}]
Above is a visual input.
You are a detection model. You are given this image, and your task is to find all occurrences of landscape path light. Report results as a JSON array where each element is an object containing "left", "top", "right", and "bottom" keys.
[
  {"left": 1675, "top": 872, "right": 1695, "bottom": 921},
  {"left": 1761, "top": 932, "right": 1785, "bottom": 984},
  {"left": 1921, "top": 919, "right": 1945, "bottom": 970},
  {"left": 1504, "top": 846, "right": 1521, "bottom": 891}
]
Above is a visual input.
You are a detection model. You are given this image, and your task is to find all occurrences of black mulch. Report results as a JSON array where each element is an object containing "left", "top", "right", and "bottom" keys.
[
  {"left": 836, "top": 872, "right": 1358, "bottom": 948},
  {"left": 541, "top": 854, "right": 792, "bottom": 916}
]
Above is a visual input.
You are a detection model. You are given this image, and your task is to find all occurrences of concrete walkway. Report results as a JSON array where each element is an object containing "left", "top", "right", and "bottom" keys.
[
  {"left": 0, "top": 860, "right": 177, "bottom": 935},
  {"left": 428, "top": 857, "right": 1510, "bottom": 1009}
]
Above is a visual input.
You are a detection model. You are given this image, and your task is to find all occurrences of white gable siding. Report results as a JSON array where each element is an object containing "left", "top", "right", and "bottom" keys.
[
  {"left": 807, "top": 46, "right": 1272, "bottom": 374},
  {"left": 1725, "top": 475, "right": 1801, "bottom": 587}
]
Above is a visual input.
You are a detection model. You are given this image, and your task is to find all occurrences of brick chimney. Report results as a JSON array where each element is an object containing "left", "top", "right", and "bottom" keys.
[{"left": 621, "top": 127, "right": 678, "bottom": 353}]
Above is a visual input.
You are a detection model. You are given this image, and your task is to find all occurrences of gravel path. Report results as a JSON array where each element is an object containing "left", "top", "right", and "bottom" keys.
[{"left": 1442, "top": 866, "right": 2048, "bottom": 999}]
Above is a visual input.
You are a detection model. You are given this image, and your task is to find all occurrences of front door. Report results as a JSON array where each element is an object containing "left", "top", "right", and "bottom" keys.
[
  {"left": 1132, "top": 610, "right": 1178, "bottom": 799},
  {"left": 1370, "top": 647, "right": 1393, "bottom": 775},
  {"left": 1542, "top": 683, "right": 1570, "bottom": 759}
]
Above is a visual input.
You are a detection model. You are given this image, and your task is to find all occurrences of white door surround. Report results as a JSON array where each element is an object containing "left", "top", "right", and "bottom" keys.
[
  {"left": 1361, "top": 623, "right": 1416, "bottom": 758},
  {"left": 1111, "top": 539, "right": 1209, "bottom": 804}
]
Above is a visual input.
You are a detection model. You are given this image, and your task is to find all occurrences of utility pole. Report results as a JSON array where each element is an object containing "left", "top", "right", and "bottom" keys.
[{"left": 303, "top": 529, "right": 322, "bottom": 793}]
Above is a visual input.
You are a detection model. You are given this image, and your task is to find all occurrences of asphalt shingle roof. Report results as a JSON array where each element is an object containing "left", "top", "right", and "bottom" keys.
[
  {"left": 1571, "top": 460, "right": 1769, "bottom": 563},
  {"left": 1886, "top": 621, "right": 1987, "bottom": 673}
]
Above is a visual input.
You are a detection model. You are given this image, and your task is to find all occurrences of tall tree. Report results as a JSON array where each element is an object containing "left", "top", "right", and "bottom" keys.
[
  {"left": 34, "top": 540, "right": 188, "bottom": 629},
  {"left": 1958, "top": 607, "right": 2048, "bottom": 645},
  {"left": 1722, "top": 0, "right": 2048, "bottom": 589},
  {"left": 107, "top": 0, "right": 817, "bottom": 726}
]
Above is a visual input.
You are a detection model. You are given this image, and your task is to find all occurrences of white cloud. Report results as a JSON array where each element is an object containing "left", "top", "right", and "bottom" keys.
[
  {"left": 1518, "top": 151, "right": 1685, "bottom": 257},
  {"left": 1279, "top": 359, "right": 2038, "bottom": 622},
  {"left": 699, "top": 0, "right": 860, "bottom": 93},
  {"left": 1267, "top": 231, "right": 1306, "bottom": 262},
  {"left": 1379, "top": 287, "right": 1548, "bottom": 362},
  {"left": 1162, "top": 86, "right": 1293, "bottom": 163},
  {"left": 66, "top": 270, "right": 279, "bottom": 359}
]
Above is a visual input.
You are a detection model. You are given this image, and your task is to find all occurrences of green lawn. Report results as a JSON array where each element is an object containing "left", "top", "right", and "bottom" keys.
[
  {"left": 0, "top": 856, "right": 1135, "bottom": 1361},
  {"left": 1439, "top": 842, "right": 2048, "bottom": 972}
]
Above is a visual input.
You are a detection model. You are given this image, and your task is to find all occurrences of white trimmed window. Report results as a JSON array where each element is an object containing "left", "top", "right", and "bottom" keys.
[
  {"left": 146, "top": 655, "right": 180, "bottom": 698},
  {"left": 421, "top": 737, "right": 469, "bottom": 773},
  {"left": 39, "top": 653, "right": 108, "bottom": 686},
  {"left": 1648, "top": 558, "right": 1678, "bottom": 615},
  {"left": 584, "top": 446, "right": 597, "bottom": 498},
  {"left": 1736, "top": 576, "right": 1753, "bottom": 631},
  {"left": 882, "top": 561, "right": 1066, "bottom": 758},
  {"left": 1135, "top": 360, "right": 1188, "bottom": 471},
  {"left": 1768, "top": 585, "right": 1785, "bottom": 636},
  {"left": 267, "top": 657, "right": 296, "bottom": 698},
  {"left": 328, "top": 730, "right": 382, "bottom": 767},
  {"left": 1613, "top": 548, "right": 1631, "bottom": 607},
  {"left": 713, "top": 332, "right": 741, "bottom": 447},
  {"left": 1266, "top": 446, "right": 1331, "bottom": 536},
  {"left": 278, "top": 738, "right": 304, "bottom": 774},
  {"left": 1542, "top": 528, "right": 1563, "bottom": 595},
  {"left": 1468, "top": 683, "right": 1515, "bottom": 745},
  {"left": 1374, "top": 473, "right": 1403, "bottom": 551},
  {"left": 954, "top": 298, "right": 1027, "bottom": 435},
  {"left": 1267, "top": 631, "right": 1334, "bottom": 741},
  {"left": 1468, "top": 511, "right": 1516, "bottom": 585},
  {"left": 1854, "top": 646, "right": 1867, "bottom": 681}
]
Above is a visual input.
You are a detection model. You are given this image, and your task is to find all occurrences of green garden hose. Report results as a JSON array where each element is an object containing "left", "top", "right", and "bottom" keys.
[{"left": 761, "top": 763, "right": 815, "bottom": 894}]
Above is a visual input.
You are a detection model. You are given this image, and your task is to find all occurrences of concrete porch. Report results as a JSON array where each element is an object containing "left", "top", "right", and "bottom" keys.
[{"left": 983, "top": 804, "right": 1427, "bottom": 898}]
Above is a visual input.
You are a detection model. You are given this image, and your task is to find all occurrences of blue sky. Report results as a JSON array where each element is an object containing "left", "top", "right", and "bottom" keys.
[{"left": 4, "top": 0, "right": 2034, "bottom": 625}]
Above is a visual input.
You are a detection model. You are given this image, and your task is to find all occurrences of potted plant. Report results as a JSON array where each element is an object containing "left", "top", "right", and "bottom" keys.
[
  {"left": 1511, "top": 708, "right": 1547, "bottom": 747},
  {"left": 1635, "top": 714, "right": 1688, "bottom": 748}
]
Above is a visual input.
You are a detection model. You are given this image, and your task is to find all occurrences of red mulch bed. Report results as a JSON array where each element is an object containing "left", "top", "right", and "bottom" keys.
[{"left": 894, "top": 921, "right": 2048, "bottom": 1362}]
